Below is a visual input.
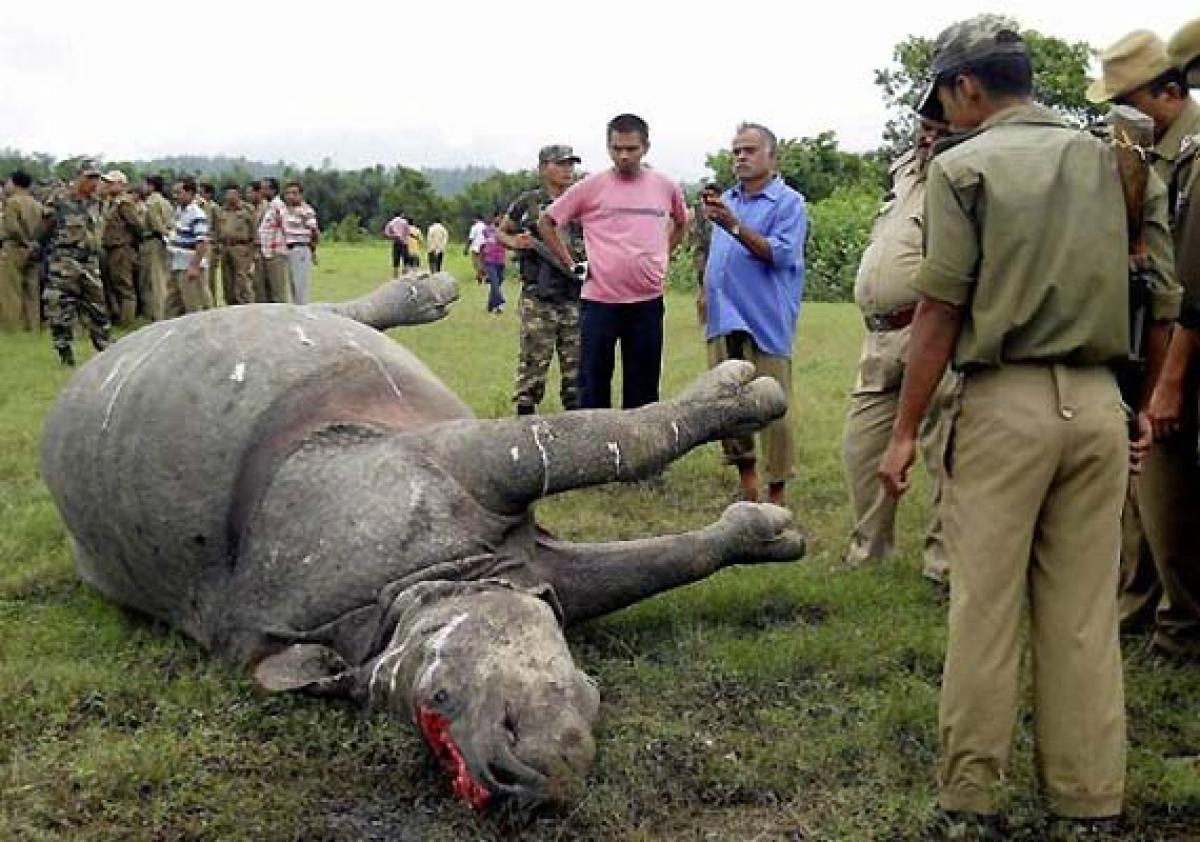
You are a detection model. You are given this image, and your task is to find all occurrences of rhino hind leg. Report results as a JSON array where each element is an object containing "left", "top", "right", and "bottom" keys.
[
  {"left": 432, "top": 361, "right": 788, "bottom": 515},
  {"left": 528, "top": 503, "right": 806, "bottom": 626}
]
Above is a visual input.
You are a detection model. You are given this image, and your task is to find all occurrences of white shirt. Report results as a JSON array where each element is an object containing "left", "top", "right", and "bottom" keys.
[{"left": 468, "top": 220, "right": 487, "bottom": 253}]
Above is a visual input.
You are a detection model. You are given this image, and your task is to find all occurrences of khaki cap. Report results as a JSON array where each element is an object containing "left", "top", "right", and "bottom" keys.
[
  {"left": 101, "top": 170, "right": 128, "bottom": 185},
  {"left": 1168, "top": 17, "right": 1200, "bottom": 86},
  {"left": 1087, "top": 30, "right": 1172, "bottom": 104}
]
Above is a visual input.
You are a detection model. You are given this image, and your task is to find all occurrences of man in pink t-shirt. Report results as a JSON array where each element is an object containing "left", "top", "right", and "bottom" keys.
[{"left": 539, "top": 113, "right": 687, "bottom": 409}]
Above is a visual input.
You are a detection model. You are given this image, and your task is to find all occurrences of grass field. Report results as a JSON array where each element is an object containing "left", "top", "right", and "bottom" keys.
[{"left": 2, "top": 242, "right": 1199, "bottom": 841}]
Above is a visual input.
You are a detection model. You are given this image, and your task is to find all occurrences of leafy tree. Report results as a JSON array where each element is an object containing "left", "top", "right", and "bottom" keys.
[
  {"left": 873, "top": 27, "right": 1103, "bottom": 155},
  {"left": 449, "top": 170, "right": 540, "bottom": 234}
]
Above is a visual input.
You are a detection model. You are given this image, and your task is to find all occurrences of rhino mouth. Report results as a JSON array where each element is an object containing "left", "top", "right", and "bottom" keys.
[{"left": 416, "top": 704, "right": 493, "bottom": 810}]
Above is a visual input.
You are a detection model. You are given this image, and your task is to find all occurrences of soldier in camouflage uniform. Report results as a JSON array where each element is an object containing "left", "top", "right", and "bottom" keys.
[
  {"left": 215, "top": 183, "right": 257, "bottom": 305},
  {"left": 40, "top": 161, "right": 112, "bottom": 366},
  {"left": 99, "top": 170, "right": 142, "bottom": 325},
  {"left": 498, "top": 144, "right": 586, "bottom": 415}
]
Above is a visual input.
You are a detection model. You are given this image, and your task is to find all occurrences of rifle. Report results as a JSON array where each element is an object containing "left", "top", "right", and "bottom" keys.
[
  {"left": 526, "top": 235, "right": 585, "bottom": 299},
  {"left": 1109, "top": 104, "right": 1156, "bottom": 431}
]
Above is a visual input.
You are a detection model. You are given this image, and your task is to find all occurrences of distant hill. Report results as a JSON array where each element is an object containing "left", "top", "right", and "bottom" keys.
[{"left": 420, "top": 165, "right": 501, "bottom": 197}]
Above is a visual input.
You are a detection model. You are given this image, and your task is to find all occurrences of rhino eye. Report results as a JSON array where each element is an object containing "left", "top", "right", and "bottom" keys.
[{"left": 432, "top": 689, "right": 450, "bottom": 707}]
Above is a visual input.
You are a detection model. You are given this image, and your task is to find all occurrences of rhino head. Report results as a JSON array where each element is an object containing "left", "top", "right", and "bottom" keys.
[{"left": 255, "top": 580, "right": 599, "bottom": 810}]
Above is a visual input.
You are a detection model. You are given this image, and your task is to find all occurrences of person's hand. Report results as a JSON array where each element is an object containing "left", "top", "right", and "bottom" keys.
[
  {"left": 1147, "top": 378, "right": 1183, "bottom": 439},
  {"left": 186, "top": 264, "right": 200, "bottom": 281},
  {"left": 1130, "top": 411, "right": 1153, "bottom": 474},
  {"left": 513, "top": 232, "right": 535, "bottom": 250},
  {"left": 311, "top": 250, "right": 319, "bottom": 267},
  {"left": 878, "top": 433, "right": 917, "bottom": 498},
  {"left": 701, "top": 194, "right": 737, "bottom": 230}
]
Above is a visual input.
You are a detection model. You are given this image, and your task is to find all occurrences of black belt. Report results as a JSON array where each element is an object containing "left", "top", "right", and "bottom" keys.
[
  {"left": 221, "top": 240, "right": 253, "bottom": 246},
  {"left": 864, "top": 305, "right": 917, "bottom": 332},
  {"left": 286, "top": 242, "right": 311, "bottom": 250}
]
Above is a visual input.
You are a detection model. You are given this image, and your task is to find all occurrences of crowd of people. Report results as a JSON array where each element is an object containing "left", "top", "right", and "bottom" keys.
[
  {"left": 0, "top": 172, "right": 320, "bottom": 364},
  {"left": 4, "top": 11, "right": 1200, "bottom": 835}
]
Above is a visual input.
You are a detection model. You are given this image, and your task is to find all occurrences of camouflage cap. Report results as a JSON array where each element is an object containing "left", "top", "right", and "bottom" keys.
[
  {"left": 101, "top": 169, "right": 128, "bottom": 185},
  {"left": 1168, "top": 17, "right": 1200, "bottom": 87},
  {"left": 76, "top": 158, "right": 102, "bottom": 177},
  {"left": 916, "top": 15, "right": 1026, "bottom": 120},
  {"left": 538, "top": 144, "right": 581, "bottom": 165},
  {"left": 1087, "top": 30, "right": 1172, "bottom": 104}
]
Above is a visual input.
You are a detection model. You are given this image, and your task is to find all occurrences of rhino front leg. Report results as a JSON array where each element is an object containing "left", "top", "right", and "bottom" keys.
[
  {"left": 527, "top": 503, "right": 806, "bottom": 626},
  {"left": 433, "top": 361, "right": 785, "bottom": 515},
  {"left": 318, "top": 272, "right": 459, "bottom": 330}
]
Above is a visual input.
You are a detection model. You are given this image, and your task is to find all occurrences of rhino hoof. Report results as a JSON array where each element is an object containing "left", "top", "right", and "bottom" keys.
[{"left": 719, "top": 502, "right": 807, "bottom": 563}]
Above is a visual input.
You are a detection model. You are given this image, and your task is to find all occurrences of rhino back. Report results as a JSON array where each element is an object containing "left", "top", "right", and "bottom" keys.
[{"left": 40, "top": 304, "right": 472, "bottom": 639}]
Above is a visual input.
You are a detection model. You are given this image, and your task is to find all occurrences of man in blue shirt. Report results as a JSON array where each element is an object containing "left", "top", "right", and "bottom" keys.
[{"left": 701, "top": 123, "right": 807, "bottom": 505}]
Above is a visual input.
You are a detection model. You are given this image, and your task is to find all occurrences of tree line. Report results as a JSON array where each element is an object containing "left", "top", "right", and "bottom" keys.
[{"left": 2, "top": 24, "right": 1097, "bottom": 301}]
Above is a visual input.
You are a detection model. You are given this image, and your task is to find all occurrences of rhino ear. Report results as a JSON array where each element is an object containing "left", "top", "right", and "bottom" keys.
[{"left": 254, "top": 644, "right": 359, "bottom": 697}]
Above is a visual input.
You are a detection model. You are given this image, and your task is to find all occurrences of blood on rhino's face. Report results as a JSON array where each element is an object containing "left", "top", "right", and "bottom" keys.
[{"left": 372, "top": 584, "right": 600, "bottom": 809}]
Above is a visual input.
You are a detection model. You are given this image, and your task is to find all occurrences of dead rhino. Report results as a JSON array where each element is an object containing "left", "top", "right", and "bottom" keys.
[{"left": 40, "top": 272, "right": 806, "bottom": 810}]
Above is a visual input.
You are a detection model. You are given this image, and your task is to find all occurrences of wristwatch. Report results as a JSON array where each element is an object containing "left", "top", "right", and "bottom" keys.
[{"left": 730, "top": 223, "right": 741, "bottom": 238}]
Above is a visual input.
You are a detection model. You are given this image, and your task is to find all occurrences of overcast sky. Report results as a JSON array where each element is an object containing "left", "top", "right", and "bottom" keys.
[{"left": 2, "top": 1, "right": 1196, "bottom": 181}]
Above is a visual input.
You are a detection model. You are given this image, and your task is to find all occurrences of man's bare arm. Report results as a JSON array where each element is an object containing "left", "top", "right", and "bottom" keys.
[{"left": 536, "top": 213, "right": 575, "bottom": 269}]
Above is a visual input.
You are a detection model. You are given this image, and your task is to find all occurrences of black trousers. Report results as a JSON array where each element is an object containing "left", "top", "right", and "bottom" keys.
[
  {"left": 429, "top": 251, "right": 444, "bottom": 272},
  {"left": 578, "top": 296, "right": 664, "bottom": 409}
]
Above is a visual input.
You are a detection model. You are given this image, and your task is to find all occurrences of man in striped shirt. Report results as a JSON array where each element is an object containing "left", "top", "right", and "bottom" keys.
[
  {"left": 257, "top": 177, "right": 291, "bottom": 303},
  {"left": 164, "top": 177, "right": 212, "bottom": 317},
  {"left": 283, "top": 181, "right": 318, "bottom": 304}
]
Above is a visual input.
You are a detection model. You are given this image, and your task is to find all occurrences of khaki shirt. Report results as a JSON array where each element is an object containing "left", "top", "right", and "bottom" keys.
[
  {"left": 101, "top": 194, "right": 143, "bottom": 248},
  {"left": 1153, "top": 97, "right": 1200, "bottom": 187},
  {"left": 144, "top": 192, "right": 174, "bottom": 239},
  {"left": 215, "top": 204, "right": 256, "bottom": 245},
  {"left": 427, "top": 222, "right": 449, "bottom": 252},
  {"left": 1, "top": 191, "right": 44, "bottom": 249},
  {"left": 915, "top": 102, "right": 1180, "bottom": 369},
  {"left": 854, "top": 150, "right": 926, "bottom": 315}
]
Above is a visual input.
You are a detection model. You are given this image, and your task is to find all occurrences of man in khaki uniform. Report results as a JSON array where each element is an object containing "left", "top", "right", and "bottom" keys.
[
  {"left": 197, "top": 183, "right": 221, "bottom": 305},
  {"left": 879, "top": 16, "right": 1179, "bottom": 830},
  {"left": 0, "top": 170, "right": 44, "bottom": 331},
  {"left": 1089, "top": 30, "right": 1200, "bottom": 637},
  {"left": 139, "top": 175, "right": 173, "bottom": 320},
  {"left": 842, "top": 115, "right": 958, "bottom": 582},
  {"left": 1142, "top": 18, "right": 1200, "bottom": 659},
  {"left": 215, "top": 182, "right": 257, "bottom": 305},
  {"left": 248, "top": 180, "right": 268, "bottom": 303},
  {"left": 99, "top": 170, "right": 142, "bottom": 326}
]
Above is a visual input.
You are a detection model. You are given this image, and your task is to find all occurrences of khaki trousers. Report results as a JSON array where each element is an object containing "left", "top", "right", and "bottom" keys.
[
  {"left": 138, "top": 239, "right": 169, "bottom": 321},
  {"left": 221, "top": 244, "right": 256, "bottom": 305},
  {"left": 164, "top": 268, "right": 213, "bottom": 318},
  {"left": 253, "top": 253, "right": 267, "bottom": 303},
  {"left": 1133, "top": 403, "right": 1200, "bottom": 656},
  {"left": 103, "top": 244, "right": 138, "bottom": 325},
  {"left": 1117, "top": 485, "right": 1158, "bottom": 629},
  {"left": 707, "top": 331, "right": 794, "bottom": 484},
  {"left": 0, "top": 244, "right": 40, "bottom": 331},
  {"left": 208, "top": 245, "right": 222, "bottom": 305},
  {"left": 937, "top": 364, "right": 1126, "bottom": 818},
  {"left": 841, "top": 327, "right": 959, "bottom": 578},
  {"left": 264, "top": 253, "right": 291, "bottom": 303}
]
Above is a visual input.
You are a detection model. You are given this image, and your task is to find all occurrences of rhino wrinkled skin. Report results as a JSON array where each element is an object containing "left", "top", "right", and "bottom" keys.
[{"left": 41, "top": 272, "right": 806, "bottom": 810}]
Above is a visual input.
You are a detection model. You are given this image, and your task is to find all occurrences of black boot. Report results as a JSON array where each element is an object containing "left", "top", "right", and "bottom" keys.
[
  {"left": 57, "top": 346, "right": 76, "bottom": 367},
  {"left": 516, "top": 403, "right": 535, "bottom": 416}
]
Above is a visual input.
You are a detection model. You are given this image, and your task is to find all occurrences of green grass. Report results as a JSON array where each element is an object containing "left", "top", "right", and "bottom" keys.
[{"left": 2, "top": 242, "right": 1199, "bottom": 840}]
